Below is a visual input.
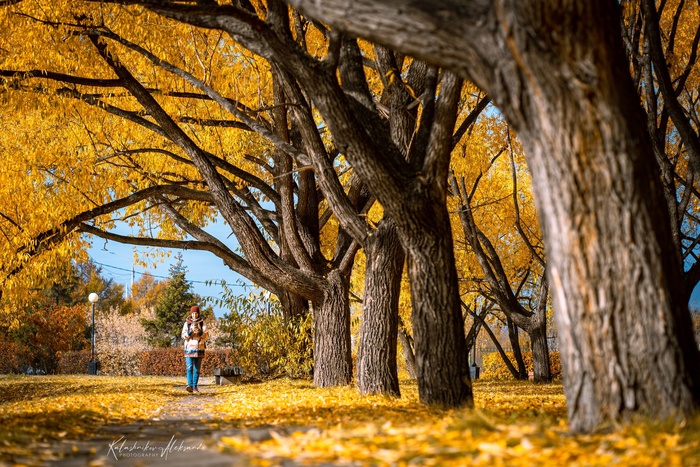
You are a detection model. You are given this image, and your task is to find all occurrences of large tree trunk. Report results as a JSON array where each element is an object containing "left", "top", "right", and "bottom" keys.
[
  {"left": 402, "top": 198, "right": 472, "bottom": 407},
  {"left": 507, "top": 317, "right": 527, "bottom": 380},
  {"left": 537, "top": 100, "right": 699, "bottom": 429},
  {"left": 357, "top": 218, "right": 404, "bottom": 396},
  {"left": 515, "top": 3, "right": 700, "bottom": 431},
  {"left": 531, "top": 280, "right": 551, "bottom": 383},
  {"left": 312, "top": 269, "right": 353, "bottom": 387},
  {"left": 356, "top": 48, "right": 422, "bottom": 397},
  {"left": 530, "top": 312, "right": 551, "bottom": 384},
  {"left": 289, "top": 0, "right": 700, "bottom": 433},
  {"left": 502, "top": 3, "right": 700, "bottom": 431},
  {"left": 302, "top": 69, "right": 473, "bottom": 405}
]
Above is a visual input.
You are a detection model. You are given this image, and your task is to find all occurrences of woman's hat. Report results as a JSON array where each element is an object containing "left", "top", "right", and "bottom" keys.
[{"left": 190, "top": 305, "right": 200, "bottom": 314}]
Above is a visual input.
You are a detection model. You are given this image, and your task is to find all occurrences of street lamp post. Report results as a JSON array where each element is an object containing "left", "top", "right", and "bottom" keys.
[{"left": 88, "top": 293, "right": 99, "bottom": 375}]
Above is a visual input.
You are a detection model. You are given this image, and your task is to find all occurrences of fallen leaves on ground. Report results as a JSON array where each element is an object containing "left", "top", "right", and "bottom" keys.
[
  {"left": 0, "top": 375, "right": 698, "bottom": 466},
  {"left": 213, "top": 379, "right": 700, "bottom": 466},
  {"left": 0, "top": 374, "right": 177, "bottom": 462}
]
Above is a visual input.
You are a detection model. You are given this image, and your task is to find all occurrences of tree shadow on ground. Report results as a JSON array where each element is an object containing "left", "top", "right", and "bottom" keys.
[{"left": 0, "top": 375, "right": 175, "bottom": 404}]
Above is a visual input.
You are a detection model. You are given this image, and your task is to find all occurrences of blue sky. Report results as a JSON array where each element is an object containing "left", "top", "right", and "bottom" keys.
[
  {"left": 85, "top": 220, "right": 251, "bottom": 318},
  {"left": 691, "top": 288, "right": 700, "bottom": 310}
]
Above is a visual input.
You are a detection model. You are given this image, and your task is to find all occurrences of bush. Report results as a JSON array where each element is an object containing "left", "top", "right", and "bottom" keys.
[
  {"left": 0, "top": 336, "right": 22, "bottom": 374},
  {"left": 481, "top": 351, "right": 561, "bottom": 380},
  {"left": 138, "top": 348, "right": 240, "bottom": 376},
  {"left": 56, "top": 350, "right": 91, "bottom": 374},
  {"left": 55, "top": 348, "right": 242, "bottom": 377},
  {"left": 98, "top": 348, "right": 144, "bottom": 376},
  {"left": 201, "top": 350, "right": 241, "bottom": 375},
  {"left": 58, "top": 349, "right": 143, "bottom": 376},
  {"left": 12, "top": 305, "right": 88, "bottom": 374},
  {"left": 137, "top": 348, "right": 182, "bottom": 375},
  {"left": 215, "top": 291, "right": 314, "bottom": 379},
  {"left": 219, "top": 310, "right": 314, "bottom": 379}
]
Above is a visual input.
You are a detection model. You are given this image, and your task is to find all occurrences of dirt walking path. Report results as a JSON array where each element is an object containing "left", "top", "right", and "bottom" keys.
[{"left": 37, "top": 377, "right": 247, "bottom": 467}]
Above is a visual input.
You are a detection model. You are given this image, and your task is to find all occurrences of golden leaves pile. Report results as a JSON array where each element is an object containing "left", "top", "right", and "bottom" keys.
[
  {"left": 0, "top": 375, "right": 176, "bottom": 461},
  {"left": 213, "top": 379, "right": 700, "bottom": 466}
]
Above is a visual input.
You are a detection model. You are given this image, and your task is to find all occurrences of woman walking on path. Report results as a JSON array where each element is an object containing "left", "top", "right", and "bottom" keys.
[{"left": 182, "top": 305, "right": 208, "bottom": 393}]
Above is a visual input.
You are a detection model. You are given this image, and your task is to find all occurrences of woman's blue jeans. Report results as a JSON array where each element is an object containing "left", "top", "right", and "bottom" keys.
[{"left": 186, "top": 357, "right": 203, "bottom": 388}]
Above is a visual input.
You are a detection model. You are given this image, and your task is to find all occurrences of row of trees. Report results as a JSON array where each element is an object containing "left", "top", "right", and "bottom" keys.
[
  {"left": 0, "top": 0, "right": 547, "bottom": 398},
  {"left": 0, "top": 254, "right": 214, "bottom": 373},
  {"left": 0, "top": 0, "right": 698, "bottom": 433},
  {"left": 0, "top": 259, "right": 129, "bottom": 373}
]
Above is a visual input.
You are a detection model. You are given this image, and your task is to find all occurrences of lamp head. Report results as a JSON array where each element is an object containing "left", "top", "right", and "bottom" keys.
[{"left": 88, "top": 293, "right": 99, "bottom": 304}]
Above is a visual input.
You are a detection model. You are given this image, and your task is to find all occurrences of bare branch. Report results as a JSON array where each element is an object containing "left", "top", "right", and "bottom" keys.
[{"left": 508, "top": 131, "right": 545, "bottom": 267}]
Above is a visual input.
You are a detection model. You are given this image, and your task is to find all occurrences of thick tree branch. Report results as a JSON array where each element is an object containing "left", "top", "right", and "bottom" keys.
[
  {"left": 286, "top": 0, "right": 495, "bottom": 92},
  {"left": 424, "top": 71, "right": 462, "bottom": 191},
  {"left": 642, "top": 0, "right": 700, "bottom": 176},
  {"left": 0, "top": 184, "right": 206, "bottom": 286},
  {"left": 0, "top": 69, "right": 122, "bottom": 86},
  {"left": 154, "top": 200, "right": 280, "bottom": 293},
  {"left": 269, "top": 66, "right": 318, "bottom": 273},
  {"left": 89, "top": 33, "right": 325, "bottom": 300},
  {"left": 451, "top": 94, "right": 491, "bottom": 150},
  {"left": 112, "top": 1, "right": 414, "bottom": 215},
  {"left": 274, "top": 65, "right": 371, "bottom": 245}
]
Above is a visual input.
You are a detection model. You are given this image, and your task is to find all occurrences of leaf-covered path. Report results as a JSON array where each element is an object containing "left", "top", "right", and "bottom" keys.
[
  {"left": 1, "top": 376, "right": 312, "bottom": 466},
  {"left": 2, "top": 375, "right": 699, "bottom": 466},
  {"left": 18, "top": 377, "right": 240, "bottom": 466}
]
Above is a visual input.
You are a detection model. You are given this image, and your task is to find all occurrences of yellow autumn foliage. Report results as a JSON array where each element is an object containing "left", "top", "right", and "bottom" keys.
[
  {"left": 481, "top": 351, "right": 562, "bottom": 381},
  {"left": 0, "top": 1, "right": 278, "bottom": 310}
]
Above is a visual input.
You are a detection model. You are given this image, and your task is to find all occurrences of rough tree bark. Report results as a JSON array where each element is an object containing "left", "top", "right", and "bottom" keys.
[
  {"left": 402, "top": 173, "right": 471, "bottom": 405},
  {"left": 312, "top": 269, "right": 353, "bottom": 386},
  {"left": 337, "top": 39, "right": 406, "bottom": 397},
  {"left": 288, "top": 0, "right": 700, "bottom": 432},
  {"left": 507, "top": 317, "right": 527, "bottom": 380},
  {"left": 530, "top": 279, "right": 551, "bottom": 383},
  {"left": 357, "top": 219, "right": 404, "bottom": 396}
]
